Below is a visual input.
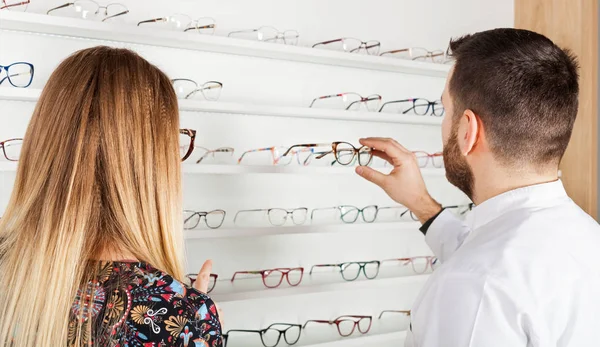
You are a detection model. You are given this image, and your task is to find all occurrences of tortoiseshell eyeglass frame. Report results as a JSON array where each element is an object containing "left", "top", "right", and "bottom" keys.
[
  {"left": 302, "top": 315, "right": 373, "bottom": 337},
  {"left": 180, "top": 129, "right": 196, "bottom": 162},
  {"left": 282, "top": 142, "right": 373, "bottom": 167},
  {"left": 186, "top": 273, "right": 218, "bottom": 293}
]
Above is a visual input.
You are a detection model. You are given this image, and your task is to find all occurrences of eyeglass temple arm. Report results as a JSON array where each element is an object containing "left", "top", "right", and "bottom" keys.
[
  {"left": 378, "top": 99, "right": 411, "bottom": 112},
  {"left": 303, "top": 320, "right": 332, "bottom": 329},
  {"left": 309, "top": 264, "right": 339, "bottom": 275},
  {"left": 196, "top": 147, "right": 234, "bottom": 164},
  {"left": 378, "top": 310, "right": 410, "bottom": 319},
  {"left": 311, "top": 38, "right": 343, "bottom": 48},
  {"left": 102, "top": 9, "right": 129, "bottom": 22},
  {"left": 184, "top": 24, "right": 216, "bottom": 32},
  {"left": 224, "top": 329, "right": 262, "bottom": 334},
  {"left": 137, "top": 18, "right": 165, "bottom": 26},
  {"left": 233, "top": 209, "right": 267, "bottom": 224},
  {"left": 309, "top": 94, "right": 344, "bottom": 108},
  {"left": 231, "top": 270, "right": 263, "bottom": 282},
  {"left": 46, "top": 2, "right": 72, "bottom": 14},
  {"left": 228, "top": 28, "right": 258, "bottom": 37},
  {"left": 237, "top": 147, "right": 270, "bottom": 164},
  {"left": 380, "top": 48, "right": 409, "bottom": 56},
  {"left": 337, "top": 315, "right": 372, "bottom": 320}
]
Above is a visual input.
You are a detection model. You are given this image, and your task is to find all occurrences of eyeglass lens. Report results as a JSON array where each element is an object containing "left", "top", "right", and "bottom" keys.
[{"left": 1, "top": 139, "right": 23, "bottom": 161}]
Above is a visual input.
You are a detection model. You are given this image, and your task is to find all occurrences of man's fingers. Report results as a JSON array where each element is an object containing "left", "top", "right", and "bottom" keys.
[
  {"left": 360, "top": 138, "right": 412, "bottom": 161},
  {"left": 372, "top": 149, "right": 393, "bottom": 164},
  {"left": 355, "top": 166, "right": 388, "bottom": 188},
  {"left": 193, "top": 259, "right": 213, "bottom": 293}
]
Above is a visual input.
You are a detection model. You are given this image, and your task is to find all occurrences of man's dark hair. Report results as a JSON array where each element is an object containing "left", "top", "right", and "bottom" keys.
[{"left": 448, "top": 28, "right": 579, "bottom": 166}]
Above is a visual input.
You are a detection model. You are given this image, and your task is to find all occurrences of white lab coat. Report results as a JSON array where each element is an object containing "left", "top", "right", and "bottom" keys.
[{"left": 405, "top": 180, "right": 600, "bottom": 347}]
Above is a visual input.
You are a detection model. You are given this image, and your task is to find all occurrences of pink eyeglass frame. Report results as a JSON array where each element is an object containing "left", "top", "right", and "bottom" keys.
[
  {"left": 303, "top": 315, "right": 372, "bottom": 337},
  {"left": 231, "top": 267, "right": 305, "bottom": 288}
]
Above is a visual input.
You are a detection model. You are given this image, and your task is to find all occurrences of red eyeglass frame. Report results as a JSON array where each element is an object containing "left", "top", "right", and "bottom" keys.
[{"left": 231, "top": 267, "right": 304, "bottom": 289}]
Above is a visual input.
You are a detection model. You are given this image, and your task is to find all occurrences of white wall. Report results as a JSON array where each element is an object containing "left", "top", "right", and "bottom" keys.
[{"left": 0, "top": 1, "right": 513, "bottom": 345}]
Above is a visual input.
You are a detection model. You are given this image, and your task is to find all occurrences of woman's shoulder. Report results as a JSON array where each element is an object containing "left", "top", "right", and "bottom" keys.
[{"left": 94, "top": 261, "right": 223, "bottom": 346}]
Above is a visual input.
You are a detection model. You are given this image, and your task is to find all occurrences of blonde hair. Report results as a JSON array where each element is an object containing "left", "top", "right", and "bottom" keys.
[{"left": 0, "top": 46, "right": 185, "bottom": 346}]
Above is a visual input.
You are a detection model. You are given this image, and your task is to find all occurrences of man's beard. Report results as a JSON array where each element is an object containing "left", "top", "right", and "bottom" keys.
[{"left": 443, "top": 122, "right": 475, "bottom": 200}]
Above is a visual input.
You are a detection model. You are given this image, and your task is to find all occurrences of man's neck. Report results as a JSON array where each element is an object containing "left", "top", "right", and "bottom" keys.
[{"left": 471, "top": 167, "right": 560, "bottom": 205}]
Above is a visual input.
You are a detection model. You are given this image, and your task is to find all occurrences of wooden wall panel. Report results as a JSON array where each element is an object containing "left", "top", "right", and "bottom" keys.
[{"left": 515, "top": 0, "right": 598, "bottom": 218}]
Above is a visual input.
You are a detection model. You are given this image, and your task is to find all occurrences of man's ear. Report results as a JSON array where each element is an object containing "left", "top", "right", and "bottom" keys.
[{"left": 458, "top": 109, "right": 479, "bottom": 155}]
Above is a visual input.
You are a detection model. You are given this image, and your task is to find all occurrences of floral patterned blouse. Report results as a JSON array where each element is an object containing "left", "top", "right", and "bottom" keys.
[{"left": 68, "top": 261, "right": 222, "bottom": 347}]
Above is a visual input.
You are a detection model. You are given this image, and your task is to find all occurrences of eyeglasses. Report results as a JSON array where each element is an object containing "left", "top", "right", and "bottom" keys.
[
  {"left": 282, "top": 142, "right": 373, "bottom": 167},
  {"left": 378, "top": 310, "right": 411, "bottom": 319},
  {"left": 338, "top": 205, "right": 379, "bottom": 223},
  {"left": 171, "top": 79, "right": 223, "bottom": 101},
  {"left": 234, "top": 208, "right": 308, "bottom": 227},
  {"left": 192, "top": 146, "right": 235, "bottom": 164},
  {"left": 384, "top": 256, "right": 438, "bottom": 274},
  {"left": 0, "top": 62, "right": 34, "bottom": 88},
  {"left": 224, "top": 323, "right": 302, "bottom": 347},
  {"left": 138, "top": 15, "right": 216, "bottom": 35},
  {"left": 310, "top": 261, "right": 380, "bottom": 281},
  {"left": 231, "top": 268, "right": 304, "bottom": 288},
  {"left": 237, "top": 147, "right": 314, "bottom": 166},
  {"left": 0, "top": 138, "right": 22, "bottom": 161},
  {"left": 378, "top": 98, "right": 444, "bottom": 116},
  {"left": 1, "top": 0, "right": 29, "bottom": 11},
  {"left": 303, "top": 315, "right": 372, "bottom": 337},
  {"left": 228, "top": 26, "right": 299, "bottom": 45},
  {"left": 413, "top": 151, "right": 444, "bottom": 168},
  {"left": 312, "top": 38, "right": 380, "bottom": 55},
  {"left": 309, "top": 93, "right": 382, "bottom": 111},
  {"left": 380, "top": 47, "right": 447, "bottom": 63},
  {"left": 186, "top": 273, "right": 218, "bottom": 293},
  {"left": 444, "top": 203, "right": 474, "bottom": 215},
  {"left": 47, "top": 1, "right": 129, "bottom": 22},
  {"left": 183, "top": 210, "right": 226, "bottom": 229},
  {"left": 179, "top": 129, "right": 196, "bottom": 162}
]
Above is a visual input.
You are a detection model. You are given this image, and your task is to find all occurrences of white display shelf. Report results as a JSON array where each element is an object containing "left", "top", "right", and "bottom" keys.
[
  {"left": 0, "top": 11, "right": 450, "bottom": 77},
  {"left": 300, "top": 331, "right": 407, "bottom": 347},
  {"left": 185, "top": 221, "right": 421, "bottom": 239},
  {"left": 0, "top": 88, "right": 443, "bottom": 125},
  {"left": 224, "top": 323, "right": 407, "bottom": 347},
  {"left": 210, "top": 271, "right": 430, "bottom": 303}
]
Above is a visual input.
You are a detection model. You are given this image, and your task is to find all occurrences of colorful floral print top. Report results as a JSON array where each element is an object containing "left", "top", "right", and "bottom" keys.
[{"left": 68, "top": 261, "right": 222, "bottom": 347}]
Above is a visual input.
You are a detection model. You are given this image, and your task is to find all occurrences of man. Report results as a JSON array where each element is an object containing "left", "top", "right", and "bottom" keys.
[{"left": 356, "top": 28, "right": 600, "bottom": 346}]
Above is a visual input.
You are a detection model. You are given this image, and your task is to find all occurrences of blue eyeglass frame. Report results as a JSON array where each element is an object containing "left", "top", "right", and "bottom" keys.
[{"left": 0, "top": 62, "right": 34, "bottom": 88}]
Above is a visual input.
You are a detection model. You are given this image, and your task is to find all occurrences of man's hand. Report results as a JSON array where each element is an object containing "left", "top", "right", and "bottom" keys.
[
  {"left": 355, "top": 137, "right": 442, "bottom": 223},
  {"left": 193, "top": 260, "right": 224, "bottom": 328}
]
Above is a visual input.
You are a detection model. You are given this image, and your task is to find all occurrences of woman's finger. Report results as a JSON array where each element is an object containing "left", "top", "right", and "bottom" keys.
[{"left": 193, "top": 259, "right": 213, "bottom": 293}]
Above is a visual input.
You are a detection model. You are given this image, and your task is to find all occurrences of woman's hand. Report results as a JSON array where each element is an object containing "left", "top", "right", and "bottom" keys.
[{"left": 193, "top": 260, "right": 224, "bottom": 328}]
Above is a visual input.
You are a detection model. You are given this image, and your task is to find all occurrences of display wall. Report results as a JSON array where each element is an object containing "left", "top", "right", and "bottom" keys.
[{"left": 0, "top": 1, "right": 513, "bottom": 346}]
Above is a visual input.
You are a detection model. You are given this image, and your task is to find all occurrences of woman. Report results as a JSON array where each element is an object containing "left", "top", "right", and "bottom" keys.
[{"left": 0, "top": 46, "right": 222, "bottom": 346}]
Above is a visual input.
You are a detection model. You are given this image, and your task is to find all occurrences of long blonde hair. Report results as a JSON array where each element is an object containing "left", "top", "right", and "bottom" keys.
[{"left": 0, "top": 46, "right": 185, "bottom": 346}]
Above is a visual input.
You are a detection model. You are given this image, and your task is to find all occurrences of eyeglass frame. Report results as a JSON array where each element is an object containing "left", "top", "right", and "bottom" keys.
[
  {"left": 171, "top": 78, "right": 223, "bottom": 100},
  {"left": 309, "top": 93, "right": 382, "bottom": 111},
  {"left": 413, "top": 151, "right": 444, "bottom": 168},
  {"left": 183, "top": 209, "right": 226, "bottom": 229},
  {"left": 309, "top": 261, "right": 381, "bottom": 281},
  {"left": 223, "top": 323, "right": 303, "bottom": 347},
  {"left": 444, "top": 203, "right": 474, "bottom": 215},
  {"left": 384, "top": 256, "right": 437, "bottom": 274},
  {"left": 231, "top": 267, "right": 305, "bottom": 288},
  {"left": 0, "top": 138, "right": 23, "bottom": 161},
  {"left": 378, "top": 310, "right": 411, "bottom": 319},
  {"left": 378, "top": 98, "right": 444, "bottom": 116},
  {"left": 46, "top": 1, "right": 130, "bottom": 22},
  {"left": 186, "top": 273, "right": 218, "bottom": 293},
  {"left": 228, "top": 26, "right": 299, "bottom": 45},
  {"left": 180, "top": 129, "right": 196, "bottom": 162},
  {"left": 0, "top": 62, "right": 34, "bottom": 88},
  {"left": 0, "top": 0, "right": 29, "bottom": 10},
  {"left": 380, "top": 47, "right": 445, "bottom": 61},
  {"left": 337, "top": 205, "right": 379, "bottom": 224},
  {"left": 312, "top": 38, "right": 381, "bottom": 55},
  {"left": 234, "top": 208, "right": 309, "bottom": 227},
  {"left": 282, "top": 142, "right": 373, "bottom": 167},
  {"left": 377, "top": 206, "right": 419, "bottom": 221},
  {"left": 193, "top": 146, "right": 235, "bottom": 164},
  {"left": 137, "top": 15, "right": 216, "bottom": 33},
  {"left": 302, "top": 315, "right": 373, "bottom": 337}
]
